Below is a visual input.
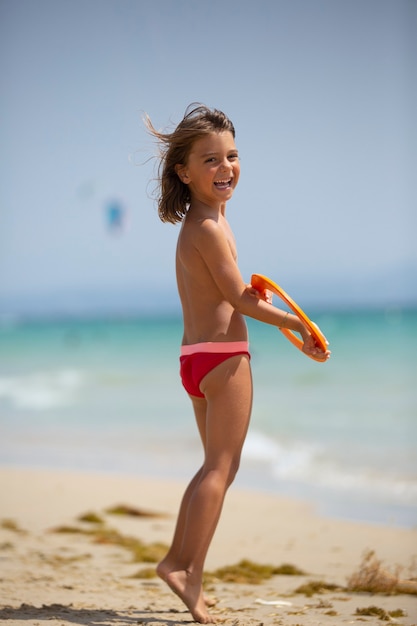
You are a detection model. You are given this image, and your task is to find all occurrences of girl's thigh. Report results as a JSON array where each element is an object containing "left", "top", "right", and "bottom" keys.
[{"left": 200, "top": 355, "right": 253, "bottom": 462}]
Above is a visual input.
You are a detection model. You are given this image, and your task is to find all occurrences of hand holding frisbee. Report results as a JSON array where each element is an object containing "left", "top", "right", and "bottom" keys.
[{"left": 251, "top": 273, "right": 330, "bottom": 362}]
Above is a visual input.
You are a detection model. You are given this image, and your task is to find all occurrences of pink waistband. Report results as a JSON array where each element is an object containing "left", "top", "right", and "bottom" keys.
[{"left": 180, "top": 341, "right": 249, "bottom": 356}]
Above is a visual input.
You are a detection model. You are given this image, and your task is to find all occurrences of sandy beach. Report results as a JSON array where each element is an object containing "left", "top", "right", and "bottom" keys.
[{"left": 0, "top": 467, "right": 416, "bottom": 625}]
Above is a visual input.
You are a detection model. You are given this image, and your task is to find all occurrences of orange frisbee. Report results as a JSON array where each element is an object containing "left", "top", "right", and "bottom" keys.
[{"left": 251, "top": 273, "right": 328, "bottom": 360}]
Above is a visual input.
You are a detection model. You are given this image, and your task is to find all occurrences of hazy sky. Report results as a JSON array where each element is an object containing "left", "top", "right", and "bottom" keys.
[{"left": 1, "top": 0, "right": 416, "bottom": 316}]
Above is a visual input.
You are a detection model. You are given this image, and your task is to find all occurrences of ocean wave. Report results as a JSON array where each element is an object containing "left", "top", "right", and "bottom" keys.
[
  {"left": 243, "top": 430, "right": 318, "bottom": 476},
  {"left": 242, "top": 430, "right": 417, "bottom": 505},
  {"left": 0, "top": 369, "right": 84, "bottom": 410}
]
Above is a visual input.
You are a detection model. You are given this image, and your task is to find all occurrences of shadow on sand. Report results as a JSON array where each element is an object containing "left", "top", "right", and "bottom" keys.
[{"left": 0, "top": 603, "right": 194, "bottom": 625}]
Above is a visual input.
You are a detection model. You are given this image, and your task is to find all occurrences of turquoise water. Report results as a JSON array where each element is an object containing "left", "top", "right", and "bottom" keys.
[{"left": 1, "top": 309, "right": 416, "bottom": 527}]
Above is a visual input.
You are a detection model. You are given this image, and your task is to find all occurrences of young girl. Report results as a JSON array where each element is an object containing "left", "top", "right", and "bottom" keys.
[{"left": 146, "top": 104, "right": 330, "bottom": 623}]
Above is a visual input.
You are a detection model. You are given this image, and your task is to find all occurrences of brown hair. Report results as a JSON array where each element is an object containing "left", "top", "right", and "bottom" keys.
[{"left": 145, "top": 103, "right": 236, "bottom": 224}]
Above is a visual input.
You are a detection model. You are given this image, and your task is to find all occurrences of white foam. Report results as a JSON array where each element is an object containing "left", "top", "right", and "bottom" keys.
[
  {"left": 243, "top": 430, "right": 317, "bottom": 476},
  {"left": 242, "top": 430, "right": 283, "bottom": 461},
  {"left": 243, "top": 430, "right": 417, "bottom": 505},
  {"left": 0, "top": 369, "right": 84, "bottom": 410}
]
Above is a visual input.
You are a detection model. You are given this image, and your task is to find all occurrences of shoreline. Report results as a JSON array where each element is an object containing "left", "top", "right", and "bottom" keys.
[
  {"left": 1, "top": 466, "right": 416, "bottom": 625},
  {"left": 2, "top": 454, "right": 416, "bottom": 530}
]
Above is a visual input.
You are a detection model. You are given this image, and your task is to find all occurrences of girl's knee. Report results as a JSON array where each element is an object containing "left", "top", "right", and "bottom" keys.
[{"left": 203, "top": 457, "right": 241, "bottom": 489}]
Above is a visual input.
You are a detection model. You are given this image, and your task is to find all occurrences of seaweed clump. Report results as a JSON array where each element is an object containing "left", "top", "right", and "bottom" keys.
[
  {"left": 355, "top": 605, "right": 406, "bottom": 621},
  {"left": 130, "top": 567, "right": 158, "bottom": 579},
  {"left": 77, "top": 512, "right": 105, "bottom": 524},
  {"left": 50, "top": 523, "right": 168, "bottom": 563},
  {"left": 294, "top": 580, "right": 344, "bottom": 597},
  {"left": 1, "top": 518, "right": 26, "bottom": 534},
  {"left": 92, "top": 527, "right": 168, "bottom": 563},
  {"left": 105, "top": 504, "right": 168, "bottom": 518},
  {"left": 347, "top": 550, "right": 417, "bottom": 596},
  {"left": 205, "top": 559, "right": 305, "bottom": 584}
]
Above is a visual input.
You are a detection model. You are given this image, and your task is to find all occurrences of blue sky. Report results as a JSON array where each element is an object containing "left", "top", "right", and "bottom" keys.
[{"left": 1, "top": 0, "right": 416, "bottom": 317}]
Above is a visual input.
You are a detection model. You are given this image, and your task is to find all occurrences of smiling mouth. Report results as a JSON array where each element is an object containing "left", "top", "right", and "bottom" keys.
[{"left": 214, "top": 178, "right": 232, "bottom": 189}]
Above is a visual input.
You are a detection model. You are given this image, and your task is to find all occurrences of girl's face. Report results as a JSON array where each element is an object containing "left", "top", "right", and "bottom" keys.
[{"left": 177, "top": 131, "right": 240, "bottom": 209}]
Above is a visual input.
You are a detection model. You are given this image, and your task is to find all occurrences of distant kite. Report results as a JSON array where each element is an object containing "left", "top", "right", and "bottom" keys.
[{"left": 105, "top": 199, "right": 126, "bottom": 234}]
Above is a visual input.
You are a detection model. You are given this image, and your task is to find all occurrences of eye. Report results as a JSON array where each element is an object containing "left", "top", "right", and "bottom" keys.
[{"left": 228, "top": 153, "right": 239, "bottom": 161}]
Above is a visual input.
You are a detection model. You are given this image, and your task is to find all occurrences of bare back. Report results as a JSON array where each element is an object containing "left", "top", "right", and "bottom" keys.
[{"left": 176, "top": 210, "right": 248, "bottom": 346}]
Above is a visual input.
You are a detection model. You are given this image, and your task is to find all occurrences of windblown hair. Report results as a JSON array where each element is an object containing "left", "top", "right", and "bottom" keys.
[{"left": 145, "top": 104, "right": 236, "bottom": 224}]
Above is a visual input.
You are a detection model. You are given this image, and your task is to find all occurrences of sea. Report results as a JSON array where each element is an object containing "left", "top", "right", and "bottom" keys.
[{"left": 1, "top": 308, "right": 416, "bottom": 528}]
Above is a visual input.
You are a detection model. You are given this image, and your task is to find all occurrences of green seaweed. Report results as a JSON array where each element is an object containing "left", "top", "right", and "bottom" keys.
[
  {"left": 77, "top": 512, "right": 105, "bottom": 524},
  {"left": 90, "top": 527, "right": 168, "bottom": 563},
  {"left": 50, "top": 523, "right": 168, "bottom": 563},
  {"left": 274, "top": 563, "right": 305, "bottom": 576},
  {"left": 355, "top": 605, "right": 391, "bottom": 620},
  {"left": 205, "top": 558, "right": 306, "bottom": 585},
  {"left": 130, "top": 567, "right": 158, "bottom": 579},
  {"left": 105, "top": 504, "right": 168, "bottom": 518},
  {"left": 49, "top": 525, "right": 88, "bottom": 534},
  {"left": 294, "top": 580, "right": 344, "bottom": 597},
  {"left": 355, "top": 606, "right": 406, "bottom": 621},
  {"left": 1, "top": 518, "right": 26, "bottom": 534}
]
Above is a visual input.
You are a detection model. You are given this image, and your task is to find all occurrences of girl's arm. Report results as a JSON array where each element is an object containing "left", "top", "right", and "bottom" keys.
[{"left": 194, "top": 219, "right": 329, "bottom": 361}]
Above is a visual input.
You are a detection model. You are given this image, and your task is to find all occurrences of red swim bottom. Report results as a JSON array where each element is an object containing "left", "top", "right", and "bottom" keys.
[{"left": 179, "top": 341, "right": 250, "bottom": 398}]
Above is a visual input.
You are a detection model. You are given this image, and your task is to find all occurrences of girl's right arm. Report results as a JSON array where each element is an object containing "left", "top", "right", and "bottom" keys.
[{"left": 193, "top": 219, "right": 330, "bottom": 361}]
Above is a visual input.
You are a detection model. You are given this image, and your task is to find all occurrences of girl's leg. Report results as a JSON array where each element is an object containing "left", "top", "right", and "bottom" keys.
[
  {"left": 157, "top": 354, "right": 252, "bottom": 623},
  {"left": 156, "top": 465, "right": 204, "bottom": 577},
  {"left": 156, "top": 400, "right": 215, "bottom": 604}
]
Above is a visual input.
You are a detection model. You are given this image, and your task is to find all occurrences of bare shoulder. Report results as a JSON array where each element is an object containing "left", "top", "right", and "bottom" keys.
[
  {"left": 187, "top": 215, "right": 229, "bottom": 246},
  {"left": 186, "top": 214, "right": 221, "bottom": 233},
  {"left": 179, "top": 216, "right": 221, "bottom": 252}
]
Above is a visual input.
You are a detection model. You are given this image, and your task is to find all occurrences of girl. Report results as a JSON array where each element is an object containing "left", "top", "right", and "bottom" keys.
[{"left": 145, "top": 104, "right": 330, "bottom": 623}]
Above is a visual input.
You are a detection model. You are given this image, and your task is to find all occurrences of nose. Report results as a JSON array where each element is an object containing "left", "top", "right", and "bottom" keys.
[{"left": 220, "top": 157, "right": 232, "bottom": 172}]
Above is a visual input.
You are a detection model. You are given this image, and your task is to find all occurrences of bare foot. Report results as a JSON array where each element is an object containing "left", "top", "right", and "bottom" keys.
[
  {"left": 157, "top": 560, "right": 216, "bottom": 610},
  {"left": 157, "top": 563, "right": 215, "bottom": 623}
]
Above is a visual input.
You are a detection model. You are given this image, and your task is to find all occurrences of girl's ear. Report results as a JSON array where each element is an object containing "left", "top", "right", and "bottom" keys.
[{"left": 175, "top": 164, "right": 190, "bottom": 184}]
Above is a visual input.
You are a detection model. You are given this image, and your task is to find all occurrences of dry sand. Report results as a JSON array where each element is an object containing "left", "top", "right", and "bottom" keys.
[{"left": 0, "top": 467, "right": 416, "bottom": 625}]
